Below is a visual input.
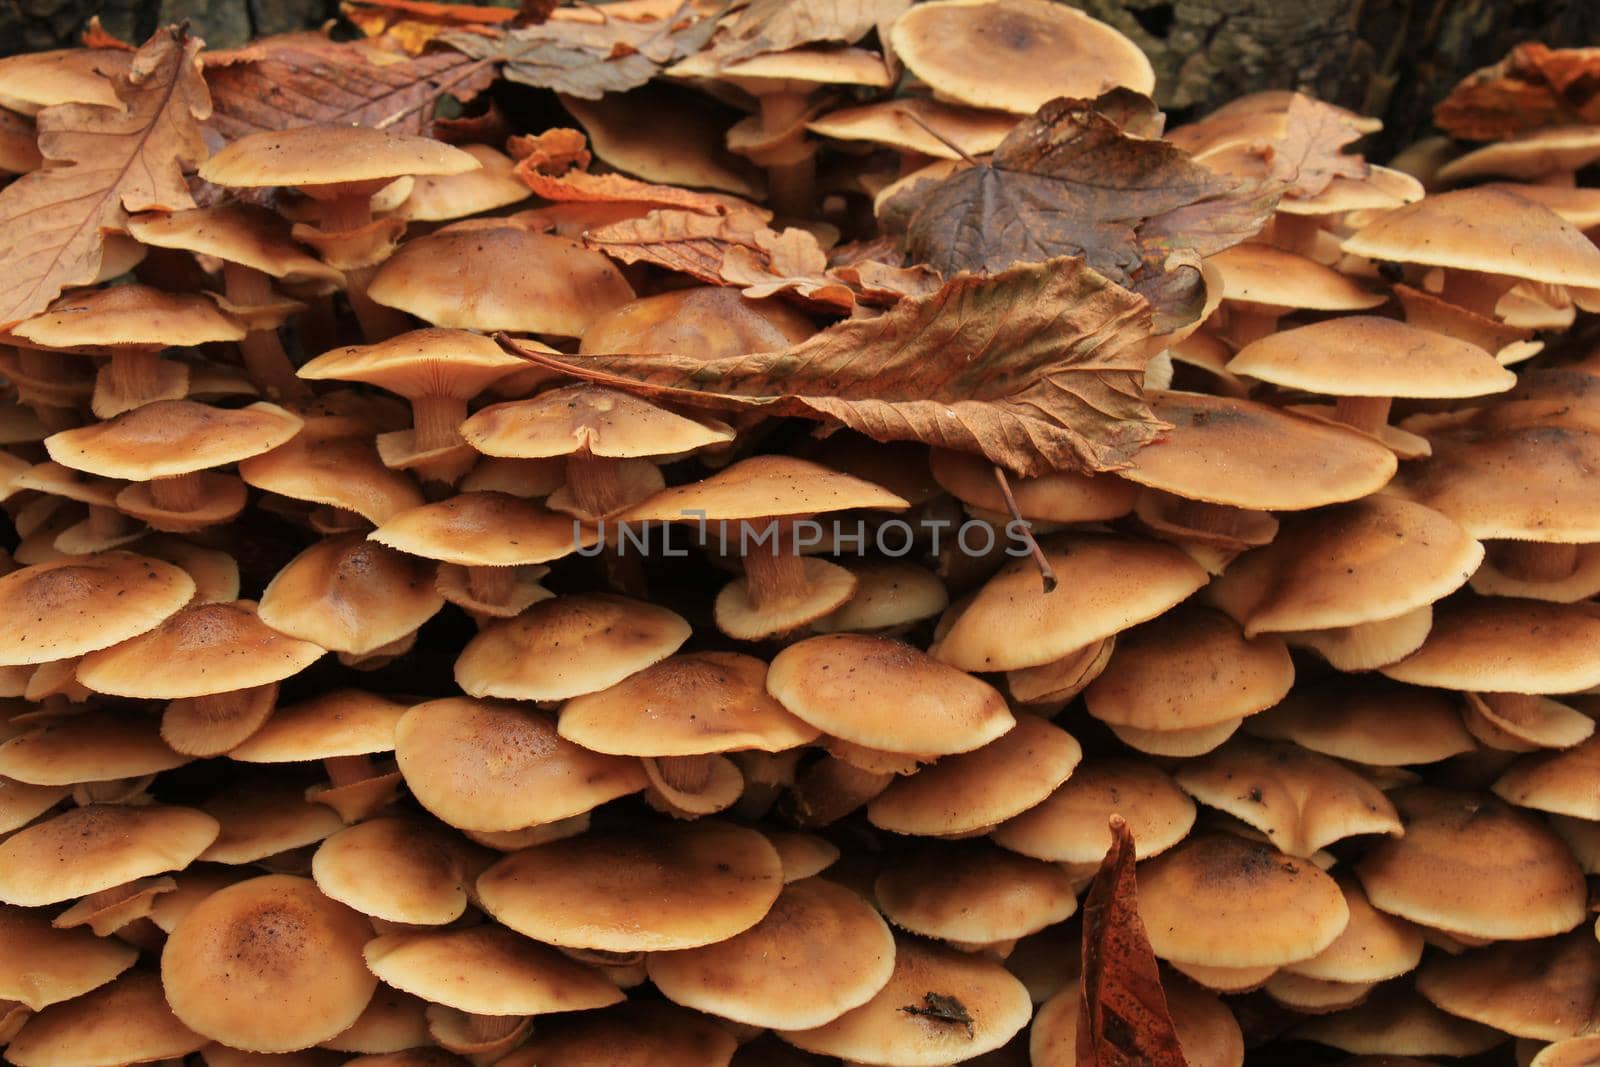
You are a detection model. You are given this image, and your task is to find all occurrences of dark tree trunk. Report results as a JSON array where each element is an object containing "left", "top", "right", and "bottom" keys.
[{"left": 0, "top": 0, "right": 340, "bottom": 55}]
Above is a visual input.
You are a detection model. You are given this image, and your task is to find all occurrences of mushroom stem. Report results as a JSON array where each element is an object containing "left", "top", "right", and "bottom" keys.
[
  {"left": 742, "top": 524, "right": 808, "bottom": 608},
  {"left": 410, "top": 394, "right": 468, "bottom": 455},
  {"left": 342, "top": 264, "right": 413, "bottom": 345},
  {"left": 223, "top": 261, "right": 311, "bottom": 401},
  {"left": 319, "top": 193, "right": 374, "bottom": 234},
  {"left": 105, "top": 350, "right": 167, "bottom": 406},
  {"left": 1269, "top": 213, "right": 1324, "bottom": 258},
  {"left": 148, "top": 473, "right": 205, "bottom": 513},
  {"left": 654, "top": 754, "right": 714, "bottom": 793},
  {"left": 323, "top": 754, "right": 376, "bottom": 788},
  {"left": 1224, "top": 306, "right": 1281, "bottom": 347},
  {"left": 462, "top": 1013, "right": 522, "bottom": 1045},
  {"left": 1332, "top": 395, "right": 1394, "bottom": 435},
  {"left": 1490, "top": 540, "right": 1581, "bottom": 582},
  {"left": 1439, "top": 270, "right": 1515, "bottom": 318},
  {"left": 565, "top": 449, "right": 628, "bottom": 519},
  {"left": 1163, "top": 497, "right": 1265, "bottom": 542},
  {"left": 784, "top": 754, "right": 892, "bottom": 827},
  {"left": 467, "top": 565, "right": 515, "bottom": 607},
  {"left": 759, "top": 91, "right": 816, "bottom": 218},
  {"left": 87, "top": 504, "right": 132, "bottom": 540}
]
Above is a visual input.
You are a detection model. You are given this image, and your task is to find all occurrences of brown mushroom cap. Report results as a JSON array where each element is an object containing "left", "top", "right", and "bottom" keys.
[
  {"left": 197, "top": 774, "right": 345, "bottom": 864},
  {"left": 363, "top": 925, "right": 622, "bottom": 1016},
  {"left": 0, "top": 48, "right": 129, "bottom": 114},
  {"left": 1139, "top": 833, "right": 1349, "bottom": 969},
  {"left": 1438, "top": 126, "right": 1600, "bottom": 182},
  {"left": 578, "top": 285, "right": 816, "bottom": 357},
  {"left": 1210, "top": 245, "right": 1386, "bottom": 312},
  {"left": 1493, "top": 736, "right": 1600, "bottom": 820},
  {"left": 370, "top": 492, "right": 597, "bottom": 567},
  {"left": 258, "top": 535, "right": 442, "bottom": 657},
  {"left": 813, "top": 561, "right": 950, "bottom": 635},
  {"left": 161, "top": 875, "right": 375, "bottom": 1053},
  {"left": 1245, "top": 678, "right": 1477, "bottom": 766},
  {"left": 0, "top": 905, "right": 138, "bottom": 1010},
  {"left": 3, "top": 972, "right": 207, "bottom": 1067},
  {"left": 1381, "top": 598, "right": 1600, "bottom": 693},
  {"left": 0, "top": 708, "right": 189, "bottom": 785},
  {"left": 461, "top": 385, "right": 734, "bottom": 459},
  {"left": 875, "top": 842, "right": 1077, "bottom": 944},
  {"left": 622, "top": 454, "right": 909, "bottom": 521},
  {"left": 890, "top": 0, "right": 1154, "bottom": 114},
  {"left": 1482, "top": 183, "right": 1600, "bottom": 230},
  {"left": 1293, "top": 986, "right": 1506, "bottom": 1057},
  {"left": 993, "top": 758, "right": 1196, "bottom": 864},
  {"left": 299, "top": 329, "right": 529, "bottom": 400},
  {"left": 312, "top": 817, "right": 487, "bottom": 927},
  {"left": 1228, "top": 317, "right": 1515, "bottom": 399},
  {"left": 228, "top": 689, "right": 405, "bottom": 764},
  {"left": 395, "top": 697, "right": 645, "bottom": 832},
  {"left": 366, "top": 228, "right": 635, "bottom": 336},
  {"left": 1415, "top": 930, "right": 1600, "bottom": 1041},
  {"left": 1530, "top": 1036, "right": 1600, "bottom": 1067},
  {"left": 46, "top": 400, "right": 303, "bottom": 480},
  {"left": 776, "top": 935, "right": 1032, "bottom": 1064},
  {"left": 239, "top": 431, "right": 425, "bottom": 527},
  {"left": 929, "top": 447, "right": 1136, "bottom": 523},
  {"left": 317, "top": 984, "right": 430, "bottom": 1055},
  {"left": 1355, "top": 787, "right": 1587, "bottom": 941},
  {"left": 126, "top": 206, "right": 343, "bottom": 285},
  {"left": 1284, "top": 872, "right": 1425, "bottom": 985},
  {"left": 806, "top": 97, "right": 1018, "bottom": 159},
  {"left": 499, "top": 1000, "right": 738, "bottom": 1067},
  {"left": 390, "top": 145, "right": 531, "bottom": 221},
  {"left": 12, "top": 286, "right": 246, "bottom": 350},
  {"left": 199, "top": 126, "right": 479, "bottom": 190},
  {"left": 0, "top": 804, "right": 218, "bottom": 906},
  {"left": 0, "top": 552, "right": 195, "bottom": 666},
  {"left": 768, "top": 634, "right": 1013, "bottom": 756},
  {"left": 454, "top": 594, "right": 690, "bottom": 702},
  {"left": 475, "top": 821, "right": 783, "bottom": 952}
]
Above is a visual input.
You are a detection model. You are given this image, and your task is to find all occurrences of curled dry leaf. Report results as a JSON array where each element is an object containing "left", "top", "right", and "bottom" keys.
[
  {"left": 0, "top": 27, "right": 210, "bottom": 328},
  {"left": 343, "top": 0, "right": 517, "bottom": 56},
  {"left": 1078, "top": 815, "right": 1188, "bottom": 1067},
  {"left": 704, "top": 0, "right": 910, "bottom": 67},
  {"left": 517, "top": 168, "right": 735, "bottom": 216},
  {"left": 1257, "top": 92, "right": 1369, "bottom": 198},
  {"left": 506, "top": 127, "right": 592, "bottom": 174},
  {"left": 81, "top": 17, "right": 135, "bottom": 52},
  {"left": 499, "top": 255, "right": 1165, "bottom": 475},
  {"left": 1435, "top": 43, "right": 1600, "bottom": 140}
]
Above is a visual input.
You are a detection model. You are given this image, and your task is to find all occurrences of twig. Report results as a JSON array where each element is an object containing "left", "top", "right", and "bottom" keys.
[{"left": 993, "top": 464, "right": 1056, "bottom": 593}]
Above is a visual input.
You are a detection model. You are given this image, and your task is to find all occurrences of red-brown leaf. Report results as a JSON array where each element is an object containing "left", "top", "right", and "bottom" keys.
[
  {"left": 705, "top": 0, "right": 909, "bottom": 66},
  {"left": 1259, "top": 92, "right": 1369, "bottom": 197},
  {"left": 81, "top": 16, "right": 135, "bottom": 51},
  {"left": 518, "top": 168, "right": 733, "bottom": 215},
  {"left": 506, "top": 126, "right": 592, "bottom": 174},
  {"left": 343, "top": 0, "right": 517, "bottom": 55},
  {"left": 1435, "top": 43, "right": 1600, "bottom": 141}
]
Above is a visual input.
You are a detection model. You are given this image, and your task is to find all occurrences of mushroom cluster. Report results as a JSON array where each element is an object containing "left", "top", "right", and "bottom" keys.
[{"left": 0, "top": 3, "right": 1598, "bottom": 1067}]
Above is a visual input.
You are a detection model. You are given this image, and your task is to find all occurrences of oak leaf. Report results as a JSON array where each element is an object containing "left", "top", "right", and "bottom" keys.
[
  {"left": 1435, "top": 44, "right": 1600, "bottom": 141},
  {"left": 1256, "top": 93, "right": 1369, "bottom": 198},
  {"left": 0, "top": 26, "right": 210, "bottom": 328},
  {"left": 1078, "top": 815, "right": 1188, "bottom": 1067},
  {"left": 498, "top": 256, "right": 1165, "bottom": 475},
  {"left": 705, "top": 0, "right": 910, "bottom": 67}
]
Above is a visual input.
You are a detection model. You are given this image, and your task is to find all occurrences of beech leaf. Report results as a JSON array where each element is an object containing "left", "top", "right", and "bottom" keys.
[
  {"left": 0, "top": 26, "right": 210, "bottom": 328},
  {"left": 1258, "top": 93, "right": 1369, "bottom": 198},
  {"left": 706, "top": 0, "right": 910, "bottom": 67},
  {"left": 498, "top": 256, "right": 1164, "bottom": 475},
  {"left": 1078, "top": 815, "right": 1188, "bottom": 1067},
  {"left": 1434, "top": 44, "right": 1600, "bottom": 140}
]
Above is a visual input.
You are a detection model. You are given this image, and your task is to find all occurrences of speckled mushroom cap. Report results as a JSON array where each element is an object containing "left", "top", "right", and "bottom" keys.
[
  {"left": 239, "top": 431, "right": 425, "bottom": 527},
  {"left": 366, "top": 228, "right": 635, "bottom": 336},
  {"left": 12, "top": 286, "right": 246, "bottom": 350},
  {"left": 1292, "top": 985, "right": 1507, "bottom": 1057},
  {"left": 0, "top": 708, "right": 189, "bottom": 785},
  {"left": 228, "top": 689, "right": 406, "bottom": 763},
  {"left": 475, "top": 820, "right": 783, "bottom": 952},
  {"left": 1174, "top": 738, "right": 1403, "bottom": 857},
  {"left": 1356, "top": 787, "right": 1587, "bottom": 941},
  {"left": 390, "top": 144, "right": 531, "bottom": 221},
  {"left": 777, "top": 935, "right": 1032, "bottom": 1064},
  {"left": 559, "top": 651, "right": 817, "bottom": 757},
  {"left": 1121, "top": 392, "right": 1398, "bottom": 510},
  {"left": 1381, "top": 598, "right": 1600, "bottom": 693},
  {"left": 1030, "top": 974, "right": 1244, "bottom": 1067},
  {"left": 0, "top": 552, "right": 194, "bottom": 666},
  {"left": 455, "top": 594, "right": 690, "bottom": 702},
  {"left": 394, "top": 698, "right": 646, "bottom": 832},
  {"left": 1282, "top": 872, "right": 1424, "bottom": 985},
  {"left": 1415, "top": 930, "right": 1600, "bottom": 1041},
  {"left": 499, "top": 1000, "right": 738, "bottom": 1067},
  {"left": 1139, "top": 833, "right": 1349, "bottom": 969},
  {"left": 258, "top": 535, "right": 443, "bottom": 657},
  {"left": 622, "top": 454, "right": 909, "bottom": 522},
  {"left": 196, "top": 775, "right": 344, "bottom": 865},
  {"left": 867, "top": 714, "right": 1081, "bottom": 837},
  {"left": 1343, "top": 187, "right": 1600, "bottom": 288},
  {"left": 993, "top": 758, "right": 1196, "bottom": 864},
  {"left": 199, "top": 125, "right": 479, "bottom": 191},
  {"left": 890, "top": 0, "right": 1153, "bottom": 113},
  {"left": 930, "top": 534, "right": 1207, "bottom": 672},
  {"left": 76, "top": 600, "right": 324, "bottom": 699},
  {"left": 929, "top": 447, "right": 1136, "bottom": 523},
  {"left": 646, "top": 875, "right": 895, "bottom": 1029},
  {"left": 126, "top": 205, "right": 344, "bottom": 286},
  {"left": 813, "top": 561, "right": 950, "bottom": 635},
  {"left": 462, "top": 385, "right": 734, "bottom": 460},
  {"left": 0, "top": 804, "right": 218, "bottom": 906},
  {"left": 161, "top": 875, "right": 375, "bottom": 1053},
  {"left": 370, "top": 492, "right": 597, "bottom": 567},
  {"left": 0, "top": 905, "right": 138, "bottom": 1010},
  {"left": 46, "top": 400, "right": 304, "bottom": 480},
  {"left": 1244, "top": 678, "right": 1477, "bottom": 766},
  {"left": 312, "top": 817, "right": 488, "bottom": 927},
  {"left": 874, "top": 842, "right": 1078, "bottom": 944},
  {"left": 363, "top": 925, "right": 622, "bottom": 1016},
  {"left": 299, "top": 329, "right": 529, "bottom": 400},
  {"left": 1209, "top": 245, "right": 1386, "bottom": 312},
  {"left": 1493, "top": 736, "right": 1600, "bottom": 820},
  {"left": 767, "top": 634, "right": 1013, "bottom": 756},
  {"left": 2, "top": 971, "right": 207, "bottom": 1067},
  {"left": 578, "top": 285, "right": 816, "bottom": 356}
]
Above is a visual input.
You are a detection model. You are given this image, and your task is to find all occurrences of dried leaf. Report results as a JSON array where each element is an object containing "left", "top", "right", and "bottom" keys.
[
  {"left": 506, "top": 127, "right": 592, "bottom": 174},
  {"left": 500, "top": 255, "right": 1165, "bottom": 475},
  {"left": 720, "top": 228, "right": 856, "bottom": 312},
  {"left": 1078, "top": 815, "right": 1188, "bottom": 1067},
  {"left": 432, "top": 99, "right": 511, "bottom": 144},
  {"left": 343, "top": 0, "right": 515, "bottom": 55},
  {"left": 900, "top": 992, "right": 974, "bottom": 1038},
  {"left": 1435, "top": 43, "right": 1600, "bottom": 141},
  {"left": 518, "top": 168, "right": 733, "bottom": 215},
  {"left": 81, "top": 17, "right": 135, "bottom": 52},
  {"left": 829, "top": 259, "right": 944, "bottom": 306},
  {"left": 1258, "top": 93, "right": 1368, "bottom": 198},
  {"left": 0, "top": 27, "right": 210, "bottom": 328},
  {"left": 706, "top": 0, "right": 909, "bottom": 66},
  {"left": 584, "top": 208, "right": 788, "bottom": 282}
]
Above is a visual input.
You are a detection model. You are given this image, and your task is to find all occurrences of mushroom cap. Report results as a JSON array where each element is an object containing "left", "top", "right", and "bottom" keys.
[
  {"left": 890, "top": 0, "right": 1154, "bottom": 114},
  {"left": 390, "top": 145, "right": 531, "bottom": 221},
  {"left": 1244, "top": 678, "right": 1477, "bottom": 766},
  {"left": 46, "top": 400, "right": 303, "bottom": 480},
  {"left": 126, "top": 206, "right": 343, "bottom": 285},
  {"left": 499, "top": 1000, "right": 738, "bottom": 1067},
  {"left": 461, "top": 384, "right": 734, "bottom": 459},
  {"left": 475, "top": 820, "right": 783, "bottom": 952},
  {"left": 371, "top": 492, "right": 597, "bottom": 567},
  {"left": 993, "top": 758, "right": 1196, "bottom": 864},
  {"left": 0, "top": 48, "right": 129, "bottom": 113},
  {"left": 76, "top": 600, "right": 324, "bottom": 699},
  {"left": 1085, "top": 605, "right": 1294, "bottom": 731},
  {"left": 646, "top": 876, "right": 895, "bottom": 1029},
  {"left": 813, "top": 560, "right": 950, "bottom": 634},
  {"left": 1030, "top": 975, "right": 1244, "bottom": 1067},
  {"left": 768, "top": 634, "right": 1014, "bottom": 756},
  {"left": 1493, "top": 736, "right": 1600, "bottom": 820},
  {"left": 0, "top": 552, "right": 195, "bottom": 666},
  {"left": 1531, "top": 1036, "right": 1600, "bottom": 1067},
  {"left": 1228, "top": 317, "right": 1515, "bottom": 399},
  {"left": 0, "top": 804, "right": 219, "bottom": 906},
  {"left": 1438, "top": 125, "right": 1600, "bottom": 182},
  {"left": 1355, "top": 787, "right": 1587, "bottom": 941},
  {"left": 1121, "top": 392, "right": 1398, "bottom": 510},
  {"left": 199, "top": 126, "right": 480, "bottom": 190},
  {"left": 867, "top": 714, "right": 1081, "bottom": 837},
  {"left": 239, "top": 432, "right": 425, "bottom": 527},
  {"left": 259, "top": 535, "right": 443, "bottom": 657},
  {"left": 299, "top": 328, "right": 529, "bottom": 400},
  {"left": 805, "top": 97, "right": 1018, "bottom": 159},
  {"left": 161, "top": 875, "right": 375, "bottom": 1053},
  {"left": 1344, "top": 187, "right": 1600, "bottom": 288},
  {"left": 777, "top": 935, "right": 1032, "bottom": 1065},
  {"left": 454, "top": 594, "right": 691, "bottom": 702},
  {"left": 1284, "top": 873, "right": 1424, "bottom": 984},
  {"left": 1415, "top": 930, "right": 1600, "bottom": 1041},
  {"left": 559, "top": 651, "right": 818, "bottom": 757},
  {"left": 3, "top": 972, "right": 207, "bottom": 1067},
  {"left": 228, "top": 689, "right": 406, "bottom": 763},
  {"left": 1292, "top": 986, "right": 1506, "bottom": 1057},
  {"left": 197, "top": 775, "right": 344, "bottom": 864},
  {"left": 560, "top": 85, "right": 762, "bottom": 197},
  {"left": 312, "top": 817, "right": 486, "bottom": 927},
  {"left": 366, "top": 228, "right": 635, "bottom": 336},
  {"left": 1210, "top": 497, "right": 1483, "bottom": 636},
  {"left": 930, "top": 447, "right": 1136, "bottom": 523},
  {"left": 1481, "top": 182, "right": 1600, "bottom": 230},
  {"left": 0, "top": 708, "right": 189, "bottom": 785},
  {"left": 1174, "top": 738, "right": 1403, "bottom": 857},
  {"left": 623, "top": 454, "right": 909, "bottom": 521},
  {"left": 12, "top": 286, "right": 246, "bottom": 350},
  {"left": 931, "top": 534, "right": 1207, "bottom": 672},
  {"left": 578, "top": 285, "right": 816, "bottom": 357},
  {"left": 1381, "top": 597, "right": 1600, "bottom": 694},
  {"left": 1139, "top": 833, "right": 1349, "bottom": 968},
  {"left": 1208, "top": 245, "right": 1386, "bottom": 312},
  {"left": 875, "top": 842, "right": 1077, "bottom": 943},
  {"left": 0, "top": 905, "right": 138, "bottom": 1010},
  {"left": 363, "top": 925, "right": 622, "bottom": 1016},
  {"left": 318, "top": 984, "right": 430, "bottom": 1054},
  {"left": 395, "top": 697, "right": 646, "bottom": 832}
]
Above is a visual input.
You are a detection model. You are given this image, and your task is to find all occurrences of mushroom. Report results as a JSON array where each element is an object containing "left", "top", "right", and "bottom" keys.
[
  {"left": 0, "top": 906, "right": 137, "bottom": 1011},
  {"left": 811, "top": 561, "right": 950, "bottom": 636},
  {"left": 1492, "top": 736, "right": 1600, "bottom": 819},
  {"left": 0, "top": 803, "right": 218, "bottom": 907},
  {"left": 238, "top": 421, "right": 426, "bottom": 534},
  {"left": 312, "top": 817, "right": 491, "bottom": 927},
  {"left": 10, "top": 462, "right": 143, "bottom": 554},
  {"left": 874, "top": 842, "right": 1078, "bottom": 954},
  {"left": 1204, "top": 244, "right": 1385, "bottom": 346},
  {"left": 196, "top": 774, "right": 346, "bottom": 866},
  {"left": 1437, "top": 125, "right": 1600, "bottom": 185},
  {"left": 1292, "top": 986, "right": 1505, "bottom": 1057},
  {"left": 319, "top": 986, "right": 433, "bottom": 1056},
  {"left": 0, "top": 708, "right": 189, "bottom": 788},
  {"left": 1415, "top": 930, "right": 1600, "bottom": 1041},
  {"left": 560, "top": 85, "right": 764, "bottom": 199},
  {"left": 387, "top": 145, "right": 532, "bottom": 223},
  {"left": 2, "top": 972, "right": 207, "bottom": 1067},
  {"left": 501, "top": 1001, "right": 738, "bottom": 1067},
  {"left": 1244, "top": 677, "right": 1477, "bottom": 766}
]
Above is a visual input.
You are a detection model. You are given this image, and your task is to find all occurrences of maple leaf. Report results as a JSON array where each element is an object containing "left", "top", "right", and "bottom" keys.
[
  {"left": 1435, "top": 44, "right": 1600, "bottom": 141},
  {"left": 498, "top": 255, "right": 1165, "bottom": 475},
  {"left": 1077, "top": 815, "right": 1188, "bottom": 1067},
  {"left": 705, "top": 0, "right": 910, "bottom": 67},
  {"left": 0, "top": 26, "right": 210, "bottom": 328},
  {"left": 1255, "top": 93, "right": 1369, "bottom": 198}
]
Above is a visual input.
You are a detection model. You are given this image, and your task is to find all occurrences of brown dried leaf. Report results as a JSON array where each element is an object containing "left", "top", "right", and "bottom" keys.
[
  {"left": 1259, "top": 93, "right": 1368, "bottom": 198},
  {"left": 900, "top": 993, "right": 974, "bottom": 1038},
  {"left": 343, "top": 0, "right": 514, "bottom": 55},
  {"left": 720, "top": 228, "right": 856, "bottom": 312},
  {"left": 830, "top": 259, "right": 944, "bottom": 306},
  {"left": 1435, "top": 43, "right": 1600, "bottom": 141},
  {"left": 1078, "top": 815, "right": 1188, "bottom": 1067},
  {"left": 518, "top": 168, "right": 733, "bottom": 215},
  {"left": 506, "top": 127, "right": 591, "bottom": 174},
  {"left": 81, "top": 17, "right": 135, "bottom": 51},
  {"left": 432, "top": 100, "right": 511, "bottom": 145},
  {"left": 0, "top": 27, "right": 210, "bottom": 328},
  {"left": 499, "top": 255, "right": 1165, "bottom": 475},
  {"left": 705, "top": 0, "right": 909, "bottom": 66}
]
